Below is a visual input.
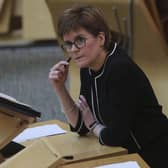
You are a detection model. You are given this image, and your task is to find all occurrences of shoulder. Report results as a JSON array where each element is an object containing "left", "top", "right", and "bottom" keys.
[
  {"left": 107, "top": 46, "right": 133, "bottom": 71},
  {"left": 107, "top": 45, "right": 147, "bottom": 80}
]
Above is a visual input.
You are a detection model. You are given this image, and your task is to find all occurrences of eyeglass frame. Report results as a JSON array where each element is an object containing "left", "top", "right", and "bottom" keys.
[{"left": 61, "top": 35, "right": 88, "bottom": 52}]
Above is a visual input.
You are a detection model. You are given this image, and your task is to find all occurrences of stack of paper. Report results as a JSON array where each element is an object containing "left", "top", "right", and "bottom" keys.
[
  {"left": 13, "top": 124, "right": 67, "bottom": 143},
  {"left": 96, "top": 161, "right": 140, "bottom": 168}
]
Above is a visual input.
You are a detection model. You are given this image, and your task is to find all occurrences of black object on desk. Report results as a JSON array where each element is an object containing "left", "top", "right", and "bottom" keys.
[{"left": 0, "top": 141, "right": 25, "bottom": 158}]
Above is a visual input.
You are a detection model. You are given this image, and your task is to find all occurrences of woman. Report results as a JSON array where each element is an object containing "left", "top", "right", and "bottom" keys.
[{"left": 49, "top": 4, "right": 168, "bottom": 168}]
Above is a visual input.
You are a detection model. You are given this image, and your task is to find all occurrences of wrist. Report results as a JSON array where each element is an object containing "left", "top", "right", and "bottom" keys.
[
  {"left": 92, "top": 124, "right": 105, "bottom": 137},
  {"left": 88, "top": 121, "right": 98, "bottom": 131}
]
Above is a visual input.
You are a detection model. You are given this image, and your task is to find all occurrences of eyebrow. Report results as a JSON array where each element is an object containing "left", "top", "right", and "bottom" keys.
[{"left": 63, "top": 34, "right": 86, "bottom": 42}]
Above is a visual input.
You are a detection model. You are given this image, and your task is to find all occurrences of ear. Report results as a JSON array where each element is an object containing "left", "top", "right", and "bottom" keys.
[{"left": 97, "top": 32, "right": 105, "bottom": 46}]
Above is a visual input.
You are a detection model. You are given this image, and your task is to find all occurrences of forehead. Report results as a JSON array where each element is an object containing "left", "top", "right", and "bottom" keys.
[{"left": 63, "top": 28, "right": 90, "bottom": 41}]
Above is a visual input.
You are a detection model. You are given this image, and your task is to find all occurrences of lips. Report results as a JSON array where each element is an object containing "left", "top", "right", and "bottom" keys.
[{"left": 75, "top": 56, "right": 83, "bottom": 61}]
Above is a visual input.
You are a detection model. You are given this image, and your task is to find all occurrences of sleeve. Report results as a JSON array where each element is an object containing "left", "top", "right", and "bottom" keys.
[
  {"left": 98, "top": 57, "right": 142, "bottom": 147},
  {"left": 69, "top": 109, "right": 89, "bottom": 135}
]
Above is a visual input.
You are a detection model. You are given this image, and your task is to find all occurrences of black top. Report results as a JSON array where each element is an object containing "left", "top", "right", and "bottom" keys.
[{"left": 70, "top": 42, "right": 168, "bottom": 152}]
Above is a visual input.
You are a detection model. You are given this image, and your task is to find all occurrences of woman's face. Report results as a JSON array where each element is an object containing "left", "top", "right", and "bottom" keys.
[{"left": 62, "top": 28, "right": 106, "bottom": 70}]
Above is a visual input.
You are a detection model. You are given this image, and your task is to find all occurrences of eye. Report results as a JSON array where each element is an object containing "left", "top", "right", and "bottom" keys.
[{"left": 75, "top": 36, "right": 86, "bottom": 46}]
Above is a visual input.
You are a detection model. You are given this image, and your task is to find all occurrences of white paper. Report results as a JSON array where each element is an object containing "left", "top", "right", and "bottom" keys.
[
  {"left": 13, "top": 124, "right": 67, "bottom": 143},
  {"left": 0, "top": 92, "right": 31, "bottom": 107},
  {"left": 95, "top": 161, "right": 141, "bottom": 168},
  {"left": 0, "top": 93, "right": 17, "bottom": 102}
]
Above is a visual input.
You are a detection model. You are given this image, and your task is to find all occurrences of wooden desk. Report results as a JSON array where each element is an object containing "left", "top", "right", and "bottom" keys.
[
  {"left": 45, "top": 132, "right": 127, "bottom": 163},
  {"left": 0, "top": 120, "right": 127, "bottom": 168},
  {"left": 60, "top": 153, "right": 150, "bottom": 168},
  {"left": 23, "top": 119, "right": 127, "bottom": 163}
]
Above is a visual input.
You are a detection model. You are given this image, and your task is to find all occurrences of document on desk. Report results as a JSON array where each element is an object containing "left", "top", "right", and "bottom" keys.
[
  {"left": 95, "top": 161, "right": 140, "bottom": 168},
  {"left": 13, "top": 124, "right": 67, "bottom": 143}
]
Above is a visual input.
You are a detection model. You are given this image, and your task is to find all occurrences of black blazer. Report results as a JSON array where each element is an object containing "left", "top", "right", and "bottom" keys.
[{"left": 70, "top": 43, "right": 168, "bottom": 153}]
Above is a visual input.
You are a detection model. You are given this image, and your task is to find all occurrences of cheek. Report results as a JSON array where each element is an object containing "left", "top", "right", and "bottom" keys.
[
  {"left": 87, "top": 43, "right": 101, "bottom": 59},
  {"left": 87, "top": 40, "right": 97, "bottom": 49}
]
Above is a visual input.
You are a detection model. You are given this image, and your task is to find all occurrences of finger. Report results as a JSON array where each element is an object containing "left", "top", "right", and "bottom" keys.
[
  {"left": 77, "top": 99, "right": 89, "bottom": 113},
  {"left": 75, "top": 101, "right": 80, "bottom": 108},
  {"left": 50, "top": 61, "right": 69, "bottom": 71},
  {"left": 77, "top": 99, "right": 85, "bottom": 111},
  {"left": 50, "top": 64, "right": 66, "bottom": 76},
  {"left": 49, "top": 71, "right": 63, "bottom": 80},
  {"left": 50, "top": 66, "right": 66, "bottom": 74},
  {"left": 79, "top": 95, "right": 88, "bottom": 107},
  {"left": 49, "top": 70, "right": 63, "bottom": 77},
  {"left": 49, "top": 73, "right": 60, "bottom": 80}
]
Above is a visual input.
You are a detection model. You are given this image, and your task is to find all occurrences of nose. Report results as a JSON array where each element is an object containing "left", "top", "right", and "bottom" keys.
[{"left": 71, "top": 44, "right": 79, "bottom": 52}]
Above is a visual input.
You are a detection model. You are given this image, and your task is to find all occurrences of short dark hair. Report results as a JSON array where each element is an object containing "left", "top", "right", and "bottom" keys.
[{"left": 57, "top": 4, "right": 112, "bottom": 51}]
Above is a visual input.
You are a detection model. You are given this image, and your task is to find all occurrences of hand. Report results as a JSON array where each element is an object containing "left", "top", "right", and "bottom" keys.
[
  {"left": 48, "top": 61, "right": 69, "bottom": 90},
  {"left": 77, "top": 95, "right": 96, "bottom": 129}
]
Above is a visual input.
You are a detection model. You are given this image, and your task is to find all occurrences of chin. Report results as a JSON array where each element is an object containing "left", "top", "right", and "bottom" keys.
[{"left": 76, "top": 62, "right": 89, "bottom": 68}]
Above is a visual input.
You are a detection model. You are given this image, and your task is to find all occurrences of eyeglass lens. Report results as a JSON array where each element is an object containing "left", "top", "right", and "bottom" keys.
[{"left": 63, "top": 36, "right": 87, "bottom": 51}]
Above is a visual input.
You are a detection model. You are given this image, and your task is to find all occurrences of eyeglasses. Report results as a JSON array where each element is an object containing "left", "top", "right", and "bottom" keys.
[{"left": 61, "top": 36, "right": 88, "bottom": 52}]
